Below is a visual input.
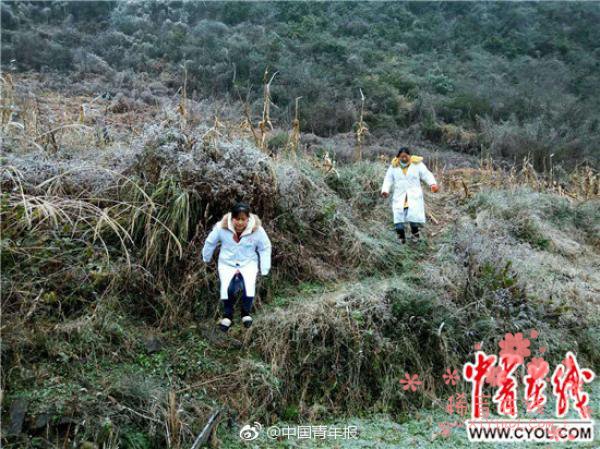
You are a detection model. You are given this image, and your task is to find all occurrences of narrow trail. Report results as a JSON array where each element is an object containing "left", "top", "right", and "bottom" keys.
[{"left": 246, "top": 189, "right": 463, "bottom": 329}]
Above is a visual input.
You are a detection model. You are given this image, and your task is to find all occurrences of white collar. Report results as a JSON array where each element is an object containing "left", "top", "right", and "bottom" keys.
[{"left": 227, "top": 212, "right": 255, "bottom": 237}]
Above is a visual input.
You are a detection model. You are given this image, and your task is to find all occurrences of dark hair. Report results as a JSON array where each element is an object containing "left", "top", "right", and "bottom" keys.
[
  {"left": 396, "top": 146, "right": 411, "bottom": 157},
  {"left": 231, "top": 202, "right": 251, "bottom": 218}
]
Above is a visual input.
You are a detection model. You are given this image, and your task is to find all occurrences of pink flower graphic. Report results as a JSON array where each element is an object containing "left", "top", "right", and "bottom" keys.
[
  {"left": 526, "top": 357, "right": 549, "bottom": 379},
  {"left": 529, "top": 329, "right": 539, "bottom": 339},
  {"left": 539, "top": 346, "right": 547, "bottom": 355},
  {"left": 400, "top": 373, "right": 422, "bottom": 392},
  {"left": 485, "top": 365, "right": 507, "bottom": 387},
  {"left": 443, "top": 368, "right": 459, "bottom": 386},
  {"left": 499, "top": 332, "right": 531, "bottom": 363},
  {"left": 474, "top": 342, "right": 482, "bottom": 350}
]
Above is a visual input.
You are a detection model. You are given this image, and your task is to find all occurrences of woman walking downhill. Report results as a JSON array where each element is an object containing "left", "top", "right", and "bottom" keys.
[
  {"left": 202, "top": 202, "right": 272, "bottom": 332},
  {"left": 381, "top": 147, "right": 439, "bottom": 243}
]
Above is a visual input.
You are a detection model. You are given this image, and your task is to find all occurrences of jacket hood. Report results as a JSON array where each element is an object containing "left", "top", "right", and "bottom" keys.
[
  {"left": 391, "top": 155, "right": 423, "bottom": 168},
  {"left": 220, "top": 212, "right": 262, "bottom": 235}
]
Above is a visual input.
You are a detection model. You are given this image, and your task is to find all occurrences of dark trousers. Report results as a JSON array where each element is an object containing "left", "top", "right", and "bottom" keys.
[
  {"left": 394, "top": 207, "right": 420, "bottom": 240},
  {"left": 223, "top": 273, "right": 253, "bottom": 319},
  {"left": 394, "top": 222, "right": 420, "bottom": 235}
]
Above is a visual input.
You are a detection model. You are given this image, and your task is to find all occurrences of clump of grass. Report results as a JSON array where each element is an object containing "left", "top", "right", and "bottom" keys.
[
  {"left": 127, "top": 176, "right": 192, "bottom": 270},
  {"left": 513, "top": 216, "right": 551, "bottom": 250},
  {"left": 272, "top": 158, "right": 416, "bottom": 284},
  {"left": 250, "top": 282, "right": 408, "bottom": 418},
  {"left": 0, "top": 166, "right": 188, "bottom": 322},
  {"left": 426, "top": 189, "right": 600, "bottom": 368},
  {"left": 249, "top": 278, "right": 475, "bottom": 420}
]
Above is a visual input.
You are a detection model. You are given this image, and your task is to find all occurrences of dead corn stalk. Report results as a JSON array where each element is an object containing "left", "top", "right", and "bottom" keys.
[
  {"left": 322, "top": 151, "right": 339, "bottom": 177},
  {"left": 202, "top": 112, "right": 224, "bottom": 148},
  {"left": 1, "top": 74, "right": 15, "bottom": 125},
  {"left": 165, "top": 390, "right": 182, "bottom": 449},
  {"left": 241, "top": 102, "right": 260, "bottom": 147},
  {"left": 178, "top": 64, "right": 188, "bottom": 126},
  {"left": 354, "top": 88, "right": 368, "bottom": 162},
  {"left": 285, "top": 96, "right": 302, "bottom": 157},
  {"left": 258, "top": 68, "right": 278, "bottom": 152}
]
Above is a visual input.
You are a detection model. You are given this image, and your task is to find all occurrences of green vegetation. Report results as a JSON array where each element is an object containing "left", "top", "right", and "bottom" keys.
[
  {"left": 217, "top": 382, "right": 600, "bottom": 448},
  {"left": 2, "top": 1, "right": 599, "bottom": 167},
  {"left": 3, "top": 143, "right": 598, "bottom": 447},
  {"left": 1, "top": 2, "right": 599, "bottom": 448}
]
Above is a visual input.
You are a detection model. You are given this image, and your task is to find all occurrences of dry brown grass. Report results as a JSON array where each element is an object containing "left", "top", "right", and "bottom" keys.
[
  {"left": 240, "top": 277, "right": 459, "bottom": 420},
  {"left": 438, "top": 156, "right": 599, "bottom": 201},
  {"left": 440, "top": 123, "right": 478, "bottom": 151},
  {"left": 3, "top": 73, "right": 598, "bottom": 448},
  {"left": 1, "top": 73, "right": 15, "bottom": 124},
  {"left": 1, "top": 75, "right": 146, "bottom": 153}
]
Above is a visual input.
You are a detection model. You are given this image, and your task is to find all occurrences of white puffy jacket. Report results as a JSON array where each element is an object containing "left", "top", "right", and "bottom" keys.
[
  {"left": 202, "top": 213, "right": 271, "bottom": 299},
  {"left": 381, "top": 156, "right": 437, "bottom": 223}
]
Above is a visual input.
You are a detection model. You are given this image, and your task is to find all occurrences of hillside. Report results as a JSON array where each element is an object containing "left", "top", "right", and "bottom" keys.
[
  {"left": 2, "top": 1, "right": 600, "bottom": 448},
  {"left": 2, "top": 1, "right": 600, "bottom": 168},
  {"left": 1, "top": 73, "right": 599, "bottom": 448}
]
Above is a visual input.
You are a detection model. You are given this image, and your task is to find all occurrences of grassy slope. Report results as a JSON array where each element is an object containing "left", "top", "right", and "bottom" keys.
[
  {"left": 216, "top": 385, "right": 600, "bottom": 449},
  {"left": 213, "top": 186, "right": 600, "bottom": 448},
  {"left": 2, "top": 80, "right": 599, "bottom": 449},
  {"left": 3, "top": 168, "right": 599, "bottom": 449}
]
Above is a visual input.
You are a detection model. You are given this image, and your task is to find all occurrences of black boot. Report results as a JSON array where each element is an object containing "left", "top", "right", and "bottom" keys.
[
  {"left": 410, "top": 224, "right": 420, "bottom": 240},
  {"left": 396, "top": 228, "right": 406, "bottom": 244}
]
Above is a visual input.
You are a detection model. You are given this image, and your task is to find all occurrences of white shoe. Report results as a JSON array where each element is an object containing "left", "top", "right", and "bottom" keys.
[
  {"left": 241, "top": 315, "right": 253, "bottom": 328},
  {"left": 219, "top": 317, "right": 232, "bottom": 332}
]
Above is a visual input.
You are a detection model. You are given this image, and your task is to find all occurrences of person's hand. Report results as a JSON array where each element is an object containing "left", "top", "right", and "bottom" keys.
[
  {"left": 430, "top": 184, "right": 439, "bottom": 193},
  {"left": 381, "top": 191, "right": 389, "bottom": 198}
]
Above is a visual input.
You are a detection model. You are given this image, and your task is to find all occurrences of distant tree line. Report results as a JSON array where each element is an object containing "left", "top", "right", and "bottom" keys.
[{"left": 2, "top": 0, "right": 599, "bottom": 168}]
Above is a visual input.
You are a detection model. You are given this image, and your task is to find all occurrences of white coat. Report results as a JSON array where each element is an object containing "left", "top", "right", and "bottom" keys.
[
  {"left": 381, "top": 156, "right": 437, "bottom": 224},
  {"left": 202, "top": 213, "right": 272, "bottom": 300}
]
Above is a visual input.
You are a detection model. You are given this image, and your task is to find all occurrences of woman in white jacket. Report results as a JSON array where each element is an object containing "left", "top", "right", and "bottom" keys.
[
  {"left": 381, "top": 147, "right": 439, "bottom": 243},
  {"left": 202, "top": 202, "right": 271, "bottom": 332}
]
